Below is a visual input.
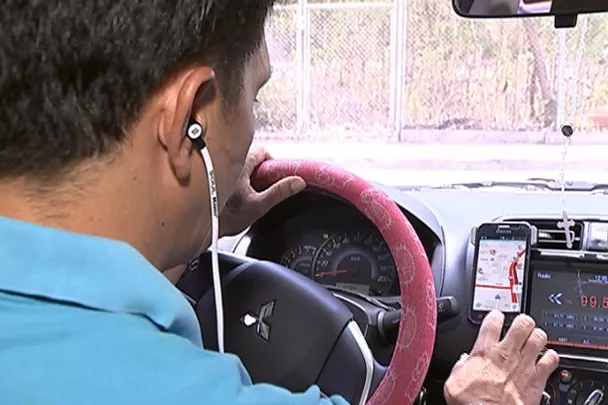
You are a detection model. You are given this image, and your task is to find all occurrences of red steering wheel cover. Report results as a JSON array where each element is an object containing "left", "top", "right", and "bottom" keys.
[{"left": 252, "top": 159, "right": 437, "bottom": 405}]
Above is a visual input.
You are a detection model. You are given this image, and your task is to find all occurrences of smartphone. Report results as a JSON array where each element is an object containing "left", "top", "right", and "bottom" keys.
[{"left": 469, "top": 222, "right": 532, "bottom": 325}]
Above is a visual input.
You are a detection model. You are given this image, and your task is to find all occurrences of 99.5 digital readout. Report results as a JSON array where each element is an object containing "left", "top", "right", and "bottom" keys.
[
  {"left": 528, "top": 269, "right": 608, "bottom": 350},
  {"left": 580, "top": 294, "right": 608, "bottom": 309}
]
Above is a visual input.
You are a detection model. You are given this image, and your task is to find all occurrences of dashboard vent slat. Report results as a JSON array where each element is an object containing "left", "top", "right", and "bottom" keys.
[{"left": 508, "top": 218, "right": 584, "bottom": 250}]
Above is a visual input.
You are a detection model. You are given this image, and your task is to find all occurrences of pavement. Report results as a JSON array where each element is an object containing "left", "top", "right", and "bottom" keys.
[
  {"left": 260, "top": 142, "right": 608, "bottom": 162},
  {"left": 257, "top": 141, "right": 608, "bottom": 186}
]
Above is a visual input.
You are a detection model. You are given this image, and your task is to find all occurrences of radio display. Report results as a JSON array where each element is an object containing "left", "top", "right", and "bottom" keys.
[{"left": 528, "top": 267, "right": 608, "bottom": 350}]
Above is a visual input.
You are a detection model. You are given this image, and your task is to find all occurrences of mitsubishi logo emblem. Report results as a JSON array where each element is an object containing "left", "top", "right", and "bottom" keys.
[{"left": 240, "top": 300, "right": 275, "bottom": 341}]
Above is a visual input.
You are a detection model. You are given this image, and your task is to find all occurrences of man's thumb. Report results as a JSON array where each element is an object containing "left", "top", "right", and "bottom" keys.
[{"left": 451, "top": 353, "right": 469, "bottom": 373}]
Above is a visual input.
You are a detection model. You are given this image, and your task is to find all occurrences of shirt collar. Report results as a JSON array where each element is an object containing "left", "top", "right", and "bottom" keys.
[{"left": 0, "top": 216, "right": 202, "bottom": 346}]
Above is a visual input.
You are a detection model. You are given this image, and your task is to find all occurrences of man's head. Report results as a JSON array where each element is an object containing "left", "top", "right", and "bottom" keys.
[{"left": 0, "top": 0, "right": 274, "bottom": 269}]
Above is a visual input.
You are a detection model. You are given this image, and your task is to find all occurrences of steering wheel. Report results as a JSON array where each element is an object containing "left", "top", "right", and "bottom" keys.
[{"left": 189, "top": 160, "right": 436, "bottom": 405}]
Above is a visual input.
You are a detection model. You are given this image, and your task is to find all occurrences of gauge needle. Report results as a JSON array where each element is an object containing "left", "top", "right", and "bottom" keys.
[{"left": 315, "top": 269, "right": 348, "bottom": 278}]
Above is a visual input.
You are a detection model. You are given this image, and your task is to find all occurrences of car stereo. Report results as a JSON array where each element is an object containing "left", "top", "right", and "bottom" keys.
[
  {"left": 526, "top": 260, "right": 608, "bottom": 353},
  {"left": 474, "top": 218, "right": 608, "bottom": 405}
]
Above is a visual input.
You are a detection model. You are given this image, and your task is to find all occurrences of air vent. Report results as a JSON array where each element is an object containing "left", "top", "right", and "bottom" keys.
[{"left": 509, "top": 218, "right": 584, "bottom": 250}]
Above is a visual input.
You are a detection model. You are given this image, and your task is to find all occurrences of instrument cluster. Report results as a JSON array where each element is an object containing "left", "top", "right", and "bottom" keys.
[
  {"left": 248, "top": 204, "right": 399, "bottom": 297},
  {"left": 279, "top": 228, "right": 397, "bottom": 296}
]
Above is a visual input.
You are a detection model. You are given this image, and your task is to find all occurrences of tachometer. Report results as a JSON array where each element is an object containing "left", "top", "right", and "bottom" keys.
[
  {"left": 280, "top": 245, "right": 317, "bottom": 277},
  {"left": 312, "top": 230, "right": 396, "bottom": 296}
]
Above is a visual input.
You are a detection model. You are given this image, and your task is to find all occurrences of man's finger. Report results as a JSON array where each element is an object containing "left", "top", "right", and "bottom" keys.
[
  {"left": 520, "top": 328, "right": 548, "bottom": 362},
  {"left": 471, "top": 310, "right": 504, "bottom": 355},
  {"left": 243, "top": 146, "right": 271, "bottom": 174},
  {"left": 257, "top": 176, "right": 307, "bottom": 215},
  {"left": 499, "top": 314, "right": 536, "bottom": 354},
  {"left": 536, "top": 349, "right": 559, "bottom": 378}
]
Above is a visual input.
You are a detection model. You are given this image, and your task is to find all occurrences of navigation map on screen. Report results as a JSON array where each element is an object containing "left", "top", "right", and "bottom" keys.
[{"left": 473, "top": 236, "right": 527, "bottom": 312}]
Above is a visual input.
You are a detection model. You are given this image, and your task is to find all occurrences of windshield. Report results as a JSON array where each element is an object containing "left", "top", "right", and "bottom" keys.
[{"left": 255, "top": 0, "right": 608, "bottom": 188}]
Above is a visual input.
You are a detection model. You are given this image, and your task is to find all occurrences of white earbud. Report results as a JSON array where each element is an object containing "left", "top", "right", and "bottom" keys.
[{"left": 187, "top": 122, "right": 203, "bottom": 140}]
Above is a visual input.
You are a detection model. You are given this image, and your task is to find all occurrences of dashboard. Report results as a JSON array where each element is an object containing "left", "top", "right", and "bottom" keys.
[
  {"left": 246, "top": 190, "right": 440, "bottom": 298},
  {"left": 268, "top": 214, "right": 396, "bottom": 297},
  {"left": 222, "top": 185, "right": 608, "bottom": 405}
]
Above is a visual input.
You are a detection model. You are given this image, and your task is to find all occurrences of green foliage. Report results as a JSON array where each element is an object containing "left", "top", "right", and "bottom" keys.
[{"left": 261, "top": 0, "right": 608, "bottom": 135}]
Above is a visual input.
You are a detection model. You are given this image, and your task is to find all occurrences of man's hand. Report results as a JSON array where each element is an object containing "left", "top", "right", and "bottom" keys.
[
  {"left": 162, "top": 147, "right": 304, "bottom": 284},
  {"left": 444, "top": 311, "right": 559, "bottom": 405},
  {"left": 220, "top": 146, "right": 306, "bottom": 237}
]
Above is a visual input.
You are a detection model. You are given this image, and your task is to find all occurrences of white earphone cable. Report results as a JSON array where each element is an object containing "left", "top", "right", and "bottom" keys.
[
  {"left": 199, "top": 146, "right": 225, "bottom": 354},
  {"left": 201, "top": 148, "right": 224, "bottom": 353},
  {"left": 187, "top": 119, "right": 224, "bottom": 354}
]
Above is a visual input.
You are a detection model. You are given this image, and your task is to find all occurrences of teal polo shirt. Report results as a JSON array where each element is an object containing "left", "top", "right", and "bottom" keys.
[{"left": 0, "top": 216, "right": 348, "bottom": 405}]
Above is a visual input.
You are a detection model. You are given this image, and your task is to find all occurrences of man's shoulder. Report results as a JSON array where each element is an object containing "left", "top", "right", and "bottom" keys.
[
  {"left": 0, "top": 293, "right": 347, "bottom": 405},
  {"left": 0, "top": 292, "right": 234, "bottom": 403}
]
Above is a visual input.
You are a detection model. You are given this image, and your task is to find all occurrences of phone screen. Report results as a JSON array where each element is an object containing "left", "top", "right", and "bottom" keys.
[{"left": 472, "top": 232, "right": 528, "bottom": 313}]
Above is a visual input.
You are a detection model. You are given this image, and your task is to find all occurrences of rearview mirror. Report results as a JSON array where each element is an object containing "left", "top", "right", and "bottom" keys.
[{"left": 454, "top": 0, "right": 608, "bottom": 20}]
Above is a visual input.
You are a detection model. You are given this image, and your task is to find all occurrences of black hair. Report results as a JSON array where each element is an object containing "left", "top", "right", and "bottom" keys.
[{"left": 0, "top": 0, "right": 275, "bottom": 180}]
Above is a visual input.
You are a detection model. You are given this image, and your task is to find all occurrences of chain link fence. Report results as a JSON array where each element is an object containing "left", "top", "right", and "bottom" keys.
[{"left": 256, "top": 0, "right": 608, "bottom": 144}]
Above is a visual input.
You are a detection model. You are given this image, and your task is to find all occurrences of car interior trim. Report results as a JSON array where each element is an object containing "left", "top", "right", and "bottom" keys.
[{"left": 346, "top": 320, "right": 375, "bottom": 405}]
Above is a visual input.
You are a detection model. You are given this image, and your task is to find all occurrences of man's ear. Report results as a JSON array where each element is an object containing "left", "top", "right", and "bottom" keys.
[{"left": 158, "top": 67, "right": 216, "bottom": 180}]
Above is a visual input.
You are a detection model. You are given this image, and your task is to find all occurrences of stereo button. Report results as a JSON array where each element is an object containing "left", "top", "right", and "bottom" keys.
[{"left": 560, "top": 369, "right": 573, "bottom": 384}]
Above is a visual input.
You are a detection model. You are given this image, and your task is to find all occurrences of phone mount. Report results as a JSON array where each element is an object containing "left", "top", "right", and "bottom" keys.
[{"left": 470, "top": 221, "right": 539, "bottom": 247}]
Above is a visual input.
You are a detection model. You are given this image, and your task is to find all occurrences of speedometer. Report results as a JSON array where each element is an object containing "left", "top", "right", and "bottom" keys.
[
  {"left": 280, "top": 245, "right": 316, "bottom": 277},
  {"left": 312, "top": 230, "right": 396, "bottom": 296}
]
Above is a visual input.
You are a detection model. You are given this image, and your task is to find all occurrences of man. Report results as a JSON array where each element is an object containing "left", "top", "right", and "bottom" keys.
[{"left": 0, "top": 1, "right": 558, "bottom": 404}]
